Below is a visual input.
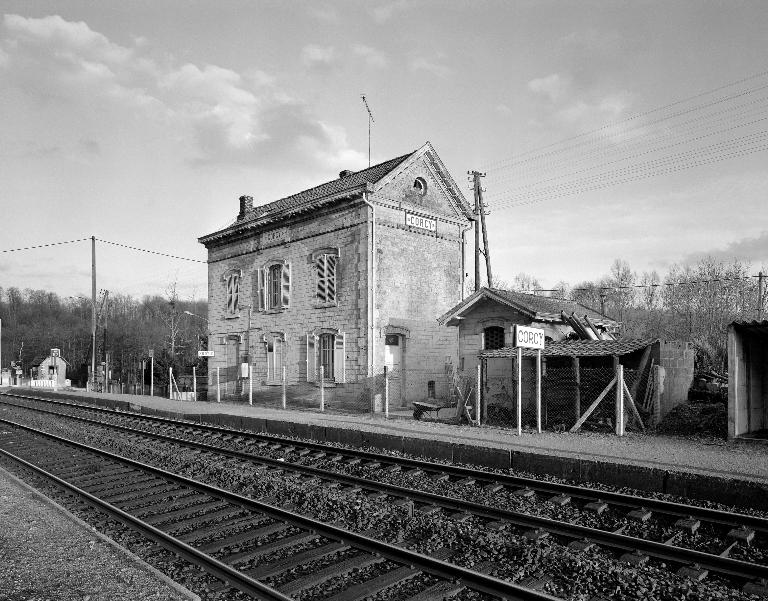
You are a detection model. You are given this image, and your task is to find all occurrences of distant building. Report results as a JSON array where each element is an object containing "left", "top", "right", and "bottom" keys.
[
  {"left": 198, "top": 142, "right": 473, "bottom": 407},
  {"left": 31, "top": 353, "right": 69, "bottom": 388}
]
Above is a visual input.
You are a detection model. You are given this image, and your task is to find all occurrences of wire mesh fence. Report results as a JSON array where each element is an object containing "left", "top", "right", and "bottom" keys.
[{"left": 481, "top": 358, "right": 654, "bottom": 433}]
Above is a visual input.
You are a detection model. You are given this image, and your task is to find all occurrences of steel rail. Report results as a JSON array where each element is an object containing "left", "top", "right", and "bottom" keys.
[
  {"left": 4, "top": 392, "right": 767, "bottom": 533},
  {"left": 3, "top": 401, "right": 766, "bottom": 583},
  {"left": 0, "top": 447, "right": 292, "bottom": 601},
  {"left": 0, "top": 417, "right": 558, "bottom": 601}
]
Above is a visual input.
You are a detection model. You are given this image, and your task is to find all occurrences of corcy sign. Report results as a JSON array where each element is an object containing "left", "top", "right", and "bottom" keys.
[{"left": 513, "top": 325, "right": 545, "bottom": 349}]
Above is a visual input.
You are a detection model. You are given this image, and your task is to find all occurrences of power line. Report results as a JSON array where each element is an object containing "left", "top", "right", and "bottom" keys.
[
  {"left": 1, "top": 237, "right": 89, "bottom": 253},
  {"left": 95, "top": 238, "right": 207, "bottom": 264},
  {"left": 484, "top": 69, "right": 768, "bottom": 172}
]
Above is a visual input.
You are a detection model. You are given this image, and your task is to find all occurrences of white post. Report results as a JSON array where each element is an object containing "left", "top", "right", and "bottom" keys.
[
  {"left": 320, "top": 365, "right": 325, "bottom": 412},
  {"left": 475, "top": 363, "right": 481, "bottom": 423},
  {"left": 536, "top": 349, "right": 542, "bottom": 434},
  {"left": 150, "top": 355, "right": 154, "bottom": 397},
  {"left": 169, "top": 366, "right": 173, "bottom": 400},
  {"left": 516, "top": 347, "right": 522, "bottom": 436},
  {"left": 0, "top": 318, "right": 2, "bottom": 385},
  {"left": 384, "top": 365, "right": 389, "bottom": 418},
  {"left": 192, "top": 366, "right": 196, "bottom": 401},
  {"left": 248, "top": 363, "right": 253, "bottom": 405},
  {"left": 281, "top": 365, "right": 286, "bottom": 409},
  {"left": 616, "top": 364, "right": 625, "bottom": 436},
  {"left": 216, "top": 366, "right": 221, "bottom": 403}
]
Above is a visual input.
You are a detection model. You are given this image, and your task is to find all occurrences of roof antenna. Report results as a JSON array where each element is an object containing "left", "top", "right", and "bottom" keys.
[{"left": 361, "top": 94, "right": 375, "bottom": 167}]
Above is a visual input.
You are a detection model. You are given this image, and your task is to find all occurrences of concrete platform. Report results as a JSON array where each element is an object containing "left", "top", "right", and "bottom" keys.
[{"left": 5, "top": 386, "right": 768, "bottom": 510}]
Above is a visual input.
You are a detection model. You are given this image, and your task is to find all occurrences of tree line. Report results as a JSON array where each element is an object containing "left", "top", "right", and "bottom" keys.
[
  {"left": 0, "top": 284, "right": 207, "bottom": 387},
  {"left": 503, "top": 257, "right": 764, "bottom": 373}
]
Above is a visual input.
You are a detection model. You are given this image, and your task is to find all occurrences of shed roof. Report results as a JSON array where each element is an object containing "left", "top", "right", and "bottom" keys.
[
  {"left": 438, "top": 287, "right": 617, "bottom": 327},
  {"left": 480, "top": 338, "right": 656, "bottom": 359}
]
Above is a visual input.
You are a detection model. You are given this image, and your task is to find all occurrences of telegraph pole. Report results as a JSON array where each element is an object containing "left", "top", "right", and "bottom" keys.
[
  {"left": 91, "top": 236, "right": 96, "bottom": 390},
  {"left": 469, "top": 171, "right": 491, "bottom": 291},
  {"left": 759, "top": 271, "right": 764, "bottom": 321}
]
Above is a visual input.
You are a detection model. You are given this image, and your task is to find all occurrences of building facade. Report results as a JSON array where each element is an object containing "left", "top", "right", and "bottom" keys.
[{"left": 198, "top": 142, "right": 473, "bottom": 408}]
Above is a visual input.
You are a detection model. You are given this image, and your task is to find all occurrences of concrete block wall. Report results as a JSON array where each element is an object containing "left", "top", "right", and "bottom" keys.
[{"left": 658, "top": 340, "right": 695, "bottom": 419}]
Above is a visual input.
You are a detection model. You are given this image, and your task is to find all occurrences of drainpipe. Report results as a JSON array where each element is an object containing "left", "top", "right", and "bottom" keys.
[{"left": 361, "top": 190, "right": 376, "bottom": 378}]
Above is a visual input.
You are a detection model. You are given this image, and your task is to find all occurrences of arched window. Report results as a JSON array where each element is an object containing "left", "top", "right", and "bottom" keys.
[
  {"left": 413, "top": 177, "right": 427, "bottom": 195},
  {"left": 256, "top": 260, "right": 291, "bottom": 311},
  {"left": 223, "top": 269, "right": 242, "bottom": 315},
  {"left": 312, "top": 248, "right": 340, "bottom": 305},
  {"left": 484, "top": 326, "right": 505, "bottom": 350}
]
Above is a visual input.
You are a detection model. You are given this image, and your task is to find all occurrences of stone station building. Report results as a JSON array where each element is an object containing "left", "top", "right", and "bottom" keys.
[{"left": 198, "top": 142, "right": 473, "bottom": 409}]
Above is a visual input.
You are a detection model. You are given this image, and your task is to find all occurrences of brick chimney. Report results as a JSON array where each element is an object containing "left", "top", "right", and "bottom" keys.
[{"left": 237, "top": 195, "right": 253, "bottom": 220}]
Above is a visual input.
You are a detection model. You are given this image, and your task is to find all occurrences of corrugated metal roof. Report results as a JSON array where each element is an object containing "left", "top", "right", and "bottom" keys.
[{"left": 480, "top": 338, "right": 656, "bottom": 358}]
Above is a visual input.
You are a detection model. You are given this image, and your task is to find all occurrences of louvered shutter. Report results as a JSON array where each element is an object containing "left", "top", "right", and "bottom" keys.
[
  {"left": 256, "top": 268, "right": 265, "bottom": 312},
  {"left": 333, "top": 332, "right": 345, "bottom": 383},
  {"left": 326, "top": 255, "right": 337, "bottom": 302},
  {"left": 233, "top": 275, "right": 240, "bottom": 313},
  {"left": 281, "top": 263, "right": 291, "bottom": 308},
  {"left": 306, "top": 333, "right": 315, "bottom": 382}
]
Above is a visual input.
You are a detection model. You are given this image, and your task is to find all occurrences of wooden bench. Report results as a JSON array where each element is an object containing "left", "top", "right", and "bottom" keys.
[{"left": 412, "top": 401, "right": 457, "bottom": 420}]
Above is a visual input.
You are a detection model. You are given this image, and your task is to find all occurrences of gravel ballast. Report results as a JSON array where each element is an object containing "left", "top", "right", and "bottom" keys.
[{"left": 0, "top": 465, "right": 198, "bottom": 601}]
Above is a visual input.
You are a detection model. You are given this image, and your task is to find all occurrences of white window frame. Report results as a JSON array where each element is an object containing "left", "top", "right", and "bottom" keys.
[
  {"left": 265, "top": 332, "right": 285, "bottom": 383},
  {"left": 306, "top": 330, "right": 345, "bottom": 383},
  {"left": 256, "top": 259, "right": 291, "bottom": 312}
]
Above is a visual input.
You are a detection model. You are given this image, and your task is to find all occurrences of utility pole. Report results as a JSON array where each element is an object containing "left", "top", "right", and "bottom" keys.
[
  {"left": 469, "top": 171, "right": 491, "bottom": 291},
  {"left": 361, "top": 94, "right": 375, "bottom": 167},
  {"left": 759, "top": 271, "right": 764, "bottom": 321},
  {"left": 91, "top": 236, "right": 96, "bottom": 390}
]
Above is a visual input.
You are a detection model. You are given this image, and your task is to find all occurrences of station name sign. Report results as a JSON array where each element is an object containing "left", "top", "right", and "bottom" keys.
[
  {"left": 513, "top": 325, "right": 545, "bottom": 349},
  {"left": 405, "top": 212, "right": 437, "bottom": 232},
  {"left": 198, "top": 350, "right": 215, "bottom": 357}
]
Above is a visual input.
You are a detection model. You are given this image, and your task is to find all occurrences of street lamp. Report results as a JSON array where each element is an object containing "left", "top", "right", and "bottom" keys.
[{"left": 184, "top": 310, "right": 208, "bottom": 323}]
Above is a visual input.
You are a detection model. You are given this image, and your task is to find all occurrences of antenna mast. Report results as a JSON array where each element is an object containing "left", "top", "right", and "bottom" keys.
[{"left": 361, "top": 94, "right": 375, "bottom": 167}]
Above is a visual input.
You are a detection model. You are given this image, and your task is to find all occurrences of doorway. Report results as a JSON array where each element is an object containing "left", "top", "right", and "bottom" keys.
[{"left": 384, "top": 334, "right": 404, "bottom": 406}]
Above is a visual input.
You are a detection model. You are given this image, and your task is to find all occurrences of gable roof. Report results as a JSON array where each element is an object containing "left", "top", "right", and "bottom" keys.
[
  {"left": 199, "top": 142, "right": 472, "bottom": 245},
  {"left": 438, "top": 287, "right": 617, "bottom": 327}
]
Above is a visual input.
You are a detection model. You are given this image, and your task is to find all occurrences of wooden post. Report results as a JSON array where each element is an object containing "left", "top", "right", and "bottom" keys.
[
  {"left": 516, "top": 347, "right": 522, "bottom": 436},
  {"left": 573, "top": 357, "right": 581, "bottom": 424},
  {"left": 616, "top": 363, "right": 625, "bottom": 436},
  {"left": 248, "top": 363, "right": 253, "bottom": 405},
  {"left": 536, "top": 349, "right": 542, "bottom": 433},
  {"left": 281, "top": 366, "right": 286, "bottom": 409},
  {"left": 476, "top": 362, "right": 481, "bottom": 425},
  {"left": 150, "top": 355, "right": 154, "bottom": 397},
  {"left": 384, "top": 365, "right": 389, "bottom": 418},
  {"left": 320, "top": 365, "right": 325, "bottom": 412},
  {"left": 192, "top": 366, "right": 196, "bottom": 401},
  {"left": 168, "top": 367, "right": 172, "bottom": 400},
  {"left": 216, "top": 367, "right": 220, "bottom": 403},
  {"left": 475, "top": 363, "right": 481, "bottom": 424}
]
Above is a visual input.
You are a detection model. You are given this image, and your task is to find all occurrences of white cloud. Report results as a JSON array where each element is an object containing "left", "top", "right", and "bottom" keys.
[
  {"left": 410, "top": 55, "right": 451, "bottom": 79},
  {"left": 528, "top": 73, "right": 569, "bottom": 102},
  {"left": 352, "top": 44, "right": 388, "bottom": 68},
  {"left": 300, "top": 44, "right": 336, "bottom": 68},
  {"left": 557, "top": 90, "right": 633, "bottom": 128},
  {"left": 1, "top": 15, "right": 360, "bottom": 168},
  {"left": 371, "top": 0, "right": 410, "bottom": 23}
]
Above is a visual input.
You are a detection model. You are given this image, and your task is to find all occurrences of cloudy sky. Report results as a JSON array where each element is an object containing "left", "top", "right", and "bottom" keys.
[{"left": 1, "top": 0, "right": 767, "bottom": 300}]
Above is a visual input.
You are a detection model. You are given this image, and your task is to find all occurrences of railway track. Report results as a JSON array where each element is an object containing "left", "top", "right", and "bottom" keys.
[
  {"left": 0, "top": 416, "right": 556, "bottom": 601},
  {"left": 2, "top": 392, "right": 767, "bottom": 598}
]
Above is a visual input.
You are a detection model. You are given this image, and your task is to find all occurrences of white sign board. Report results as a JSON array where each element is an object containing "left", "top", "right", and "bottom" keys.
[
  {"left": 405, "top": 213, "right": 437, "bottom": 232},
  {"left": 51, "top": 348, "right": 60, "bottom": 357},
  {"left": 513, "top": 325, "right": 545, "bottom": 349},
  {"left": 197, "top": 350, "right": 214, "bottom": 357}
]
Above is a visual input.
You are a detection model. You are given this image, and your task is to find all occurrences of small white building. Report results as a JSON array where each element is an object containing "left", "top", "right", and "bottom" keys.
[{"left": 31, "top": 353, "right": 69, "bottom": 388}]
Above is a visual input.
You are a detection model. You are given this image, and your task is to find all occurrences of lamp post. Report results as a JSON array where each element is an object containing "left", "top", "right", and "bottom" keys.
[{"left": 184, "top": 311, "right": 210, "bottom": 401}]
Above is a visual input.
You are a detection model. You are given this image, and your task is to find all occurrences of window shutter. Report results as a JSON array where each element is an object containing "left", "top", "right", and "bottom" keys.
[
  {"left": 333, "top": 332, "right": 345, "bottom": 383},
  {"left": 256, "top": 268, "right": 265, "bottom": 312},
  {"left": 327, "top": 255, "right": 337, "bottom": 302},
  {"left": 281, "top": 263, "right": 291, "bottom": 308},
  {"left": 306, "top": 333, "right": 315, "bottom": 382},
  {"left": 233, "top": 275, "right": 240, "bottom": 313}
]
